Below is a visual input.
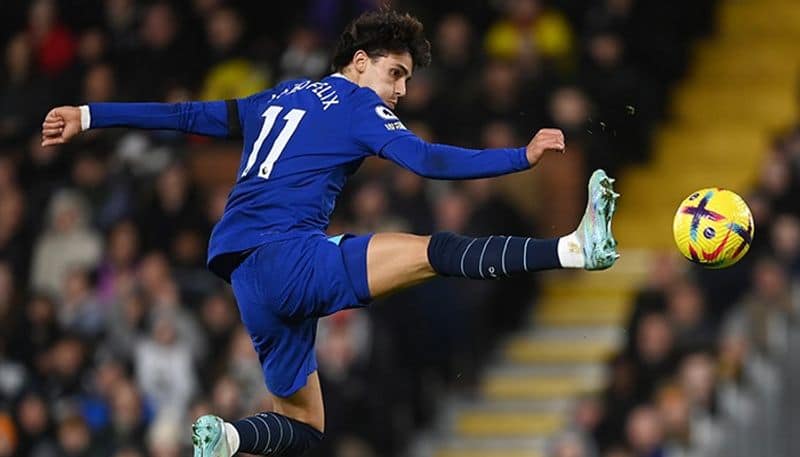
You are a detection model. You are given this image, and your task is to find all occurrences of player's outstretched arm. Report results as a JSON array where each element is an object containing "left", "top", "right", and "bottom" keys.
[
  {"left": 378, "top": 128, "right": 565, "bottom": 180},
  {"left": 41, "top": 100, "right": 240, "bottom": 147}
]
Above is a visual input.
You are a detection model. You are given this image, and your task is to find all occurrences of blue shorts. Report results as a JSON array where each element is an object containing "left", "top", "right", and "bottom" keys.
[{"left": 229, "top": 232, "right": 373, "bottom": 397}]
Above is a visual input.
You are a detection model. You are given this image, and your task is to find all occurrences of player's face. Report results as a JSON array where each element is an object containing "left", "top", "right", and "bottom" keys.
[{"left": 361, "top": 52, "right": 413, "bottom": 109}]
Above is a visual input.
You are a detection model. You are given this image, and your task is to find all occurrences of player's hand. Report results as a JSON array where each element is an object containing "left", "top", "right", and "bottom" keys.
[
  {"left": 526, "top": 128, "right": 565, "bottom": 166},
  {"left": 41, "top": 106, "right": 82, "bottom": 147}
]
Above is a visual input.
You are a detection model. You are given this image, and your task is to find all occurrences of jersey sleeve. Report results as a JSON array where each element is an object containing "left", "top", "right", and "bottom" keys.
[
  {"left": 88, "top": 101, "right": 233, "bottom": 137},
  {"left": 349, "top": 90, "right": 530, "bottom": 179},
  {"left": 380, "top": 136, "right": 530, "bottom": 179},
  {"left": 87, "top": 86, "right": 282, "bottom": 139}
]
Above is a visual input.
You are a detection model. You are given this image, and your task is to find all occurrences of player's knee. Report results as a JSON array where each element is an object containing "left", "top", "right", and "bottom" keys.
[{"left": 286, "top": 415, "right": 324, "bottom": 454}]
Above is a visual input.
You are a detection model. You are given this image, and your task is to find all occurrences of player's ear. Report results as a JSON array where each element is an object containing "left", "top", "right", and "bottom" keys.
[{"left": 353, "top": 50, "right": 369, "bottom": 74}]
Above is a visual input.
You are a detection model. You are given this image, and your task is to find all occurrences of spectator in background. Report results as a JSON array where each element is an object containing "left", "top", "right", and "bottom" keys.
[
  {"left": 106, "top": 290, "right": 148, "bottom": 361},
  {"left": 137, "top": 161, "right": 203, "bottom": 254},
  {"left": 14, "top": 392, "right": 57, "bottom": 456},
  {"left": 79, "top": 356, "right": 128, "bottom": 433},
  {"left": 30, "top": 189, "right": 103, "bottom": 297},
  {"left": 730, "top": 258, "right": 796, "bottom": 354},
  {"left": 134, "top": 312, "right": 197, "bottom": 418},
  {"left": 0, "top": 186, "right": 33, "bottom": 282},
  {"left": 664, "top": 279, "right": 714, "bottom": 353},
  {"left": 677, "top": 351, "right": 723, "bottom": 454},
  {"left": 210, "top": 376, "right": 243, "bottom": 422},
  {"left": 82, "top": 63, "right": 118, "bottom": 103},
  {"left": 200, "top": 7, "right": 268, "bottom": 101},
  {"left": 387, "top": 168, "right": 433, "bottom": 234},
  {"left": 146, "top": 414, "right": 183, "bottom": 457},
  {"left": 654, "top": 383, "right": 691, "bottom": 454},
  {"left": 459, "top": 60, "right": 529, "bottom": 146},
  {"left": 769, "top": 214, "right": 800, "bottom": 273},
  {"left": 60, "top": 28, "right": 111, "bottom": 103},
  {"left": 485, "top": 0, "right": 573, "bottom": 73},
  {"left": 316, "top": 309, "right": 372, "bottom": 382},
  {"left": 12, "top": 294, "right": 61, "bottom": 372},
  {"left": 58, "top": 267, "right": 105, "bottom": 337},
  {"left": 120, "top": 2, "right": 199, "bottom": 100},
  {"left": 625, "top": 254, "right": 683, "bottom": 353},
  {"left": 27, "top": 0, "right": 76, "bottom": 78},
  {"left": 56, "top": 413, "right": 102, "bottom": 457},
  {"left": 103, "top": 0, "right": 140, "bottom": 54},
  {"left": 96, "top": 220, "right": 140, "bottom": 306},
  {"left": 18, "top": 136, "right": 73, "bottom": 231},
  {"left": 136, "top": 269, "right": 206, "bottom": 361},
  {"left": 433, "top": 13, "right": 478, "bottom": 100},
  {"left": 71, "top": 149, "right": 131, "bottom": 231},
  {"left": 170, "top": 227, "right": 221, "bottom": 305},
  {"left": 631, "top": 312, "right": 677, "bottom": 402},
  {"left": 578, "top": 30, "right": 655, "bottom": 165},
  {"left": 101, "top": 379, "right": 149, "bottom": 452},
  {"left": 596, "top": 354, "right": 639, "bottom": 450},
  {"left": 42, "top": 336, "right": 88, "bottom": 401},
  {"left": 536, "top": 87, "right": 593, "bottom": 234},
  {"left": 757, "top": 148, "right": 795, "bottom": 216},
  {"left": 624, "top": 405, "right": 665, "bottom": 457},
  {"left": 350, "top": 180, "right": 409, "bottom": 233},
  {"left": 279, "top": 26, "right": 328, "bottom": 81},
  {"left": 224, "top": 327, "right": 267, "bottom": 413},
  {"left": 197, "top": 293, "right": 238, "bottom": 375},
  {"left": 0, "top": 33, "right": 52, "bottom": 147}
]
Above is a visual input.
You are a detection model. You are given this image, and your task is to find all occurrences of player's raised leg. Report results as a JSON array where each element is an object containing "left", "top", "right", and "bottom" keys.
[{"left": 366, "top": 169, "right": 620, "bottom": 298}]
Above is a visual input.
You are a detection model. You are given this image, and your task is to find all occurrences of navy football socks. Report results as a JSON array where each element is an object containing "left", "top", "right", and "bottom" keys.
[
  {"left": 231, "top": 412, "right": 323, "bottom": 455},
  {"left": 427, "top": 232, "right": 562, "bottom": 278}
]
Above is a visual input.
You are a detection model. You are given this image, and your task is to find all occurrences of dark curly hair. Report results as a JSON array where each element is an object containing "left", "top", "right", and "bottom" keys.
[{"left": 331, "top": 10, "right": 432, "bottom": 72}]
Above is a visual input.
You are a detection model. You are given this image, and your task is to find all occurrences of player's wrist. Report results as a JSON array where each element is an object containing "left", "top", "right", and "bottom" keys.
[
  {"left": 519, "top": 147, "right": 534, "bottom": 169},
  {"left": 79, "top": 105, "right": 91, "bottom": 131}
]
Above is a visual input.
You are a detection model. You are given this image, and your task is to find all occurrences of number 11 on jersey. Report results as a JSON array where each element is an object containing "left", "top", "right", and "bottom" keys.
[{"left": 241, "top": 105, "right": 306, "bottom": 180}]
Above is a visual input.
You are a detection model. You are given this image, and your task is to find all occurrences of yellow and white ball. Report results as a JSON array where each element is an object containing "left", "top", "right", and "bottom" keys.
[{"left": 673, "top": 188, "right": 754, "bottom": 268}]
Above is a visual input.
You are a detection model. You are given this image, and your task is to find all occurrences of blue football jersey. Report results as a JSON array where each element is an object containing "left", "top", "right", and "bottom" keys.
[{"left": 207, "top": 74, "right": 414, "bottom": 264}]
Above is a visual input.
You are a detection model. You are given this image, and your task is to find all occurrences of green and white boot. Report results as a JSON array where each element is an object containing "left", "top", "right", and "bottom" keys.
[
  {"left": 577, "top": 169, "right": 620, "bottom": 270},
  {"left": 192, "top": 415, "right": 232, "bottom": 457}
]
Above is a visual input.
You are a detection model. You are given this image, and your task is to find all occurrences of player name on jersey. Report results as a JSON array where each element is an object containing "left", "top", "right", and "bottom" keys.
[{"left": 270, "top": 80, "right": 341, "bottom": 110}]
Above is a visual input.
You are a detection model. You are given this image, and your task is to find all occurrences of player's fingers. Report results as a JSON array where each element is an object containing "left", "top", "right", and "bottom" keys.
[
  {"left": 42, "top": 120, "right": 64, "bottom": 128},
  {"left": 41, "top": 137, "right": 64, "bottom": 147},
  {"left": 42, "top": 127, "right": 63, "bottom": 136}
]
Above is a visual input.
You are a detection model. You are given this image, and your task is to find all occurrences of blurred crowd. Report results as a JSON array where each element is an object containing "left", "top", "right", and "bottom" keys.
[
  {"left": 0, "top": 0, "right": 717, "bottom": 456},
  {"left": 548, "top": 125, "right": 800, "bottom": 457}
]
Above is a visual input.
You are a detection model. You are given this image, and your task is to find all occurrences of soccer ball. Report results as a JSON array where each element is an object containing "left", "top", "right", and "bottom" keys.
[{"left": 672, "top": 188, "right": 754, "bottom": 268}]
